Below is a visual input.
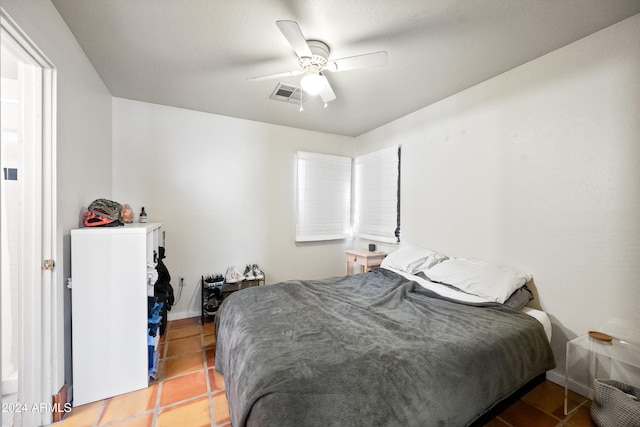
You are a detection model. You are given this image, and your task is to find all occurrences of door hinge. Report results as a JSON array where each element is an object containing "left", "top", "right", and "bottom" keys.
[{"left": 42, "top": 259, "right": 55, "bottom": 270}]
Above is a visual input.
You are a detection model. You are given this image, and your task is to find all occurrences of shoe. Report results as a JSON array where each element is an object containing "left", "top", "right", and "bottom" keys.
[
  {"left": 253, "top": 264, "right": 264, "bottom": 280},
  {"left": 203, "top": 300, "right": 218, "bottom": 315},
  {"left": 243, "top": 264, "right": 256, "bottom": 280},
  {"left": 225, "top": 266, "right": 244, "bottom": 284},
  {"left": 204, "top": 273, "right": 224, "bottom": 288}
]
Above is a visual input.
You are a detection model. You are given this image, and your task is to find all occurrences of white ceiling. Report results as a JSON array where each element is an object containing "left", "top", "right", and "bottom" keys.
[{"left": 51, "top": 0, "right": 640, "bottom": 137}]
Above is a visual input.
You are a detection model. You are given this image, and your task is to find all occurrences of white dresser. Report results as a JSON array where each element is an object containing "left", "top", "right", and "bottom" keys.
[{"left": 71, "top": 223, "right": 163, "bottom": 406}]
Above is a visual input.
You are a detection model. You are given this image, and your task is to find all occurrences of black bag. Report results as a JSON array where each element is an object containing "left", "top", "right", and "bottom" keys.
[{"left": 154, "top": 246, "right": 174, "bottom": 335}]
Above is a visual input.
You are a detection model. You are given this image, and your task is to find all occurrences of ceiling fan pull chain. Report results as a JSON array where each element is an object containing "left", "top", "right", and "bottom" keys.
[{"left": 299, "top": 87, "right": 304, "bottom": 112}]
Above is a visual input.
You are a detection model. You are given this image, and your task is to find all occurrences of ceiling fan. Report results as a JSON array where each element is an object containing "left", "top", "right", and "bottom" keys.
[{"left": 249, "top": 20, "right": 388, "bottom": 106}]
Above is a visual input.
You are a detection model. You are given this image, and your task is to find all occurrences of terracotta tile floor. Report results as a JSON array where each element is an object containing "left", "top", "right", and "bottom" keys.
[
  {"left": 52, "top": 317, "right": 596, "bottom": 427},
  {"left": 52, "top": 317, "right": 229, "bottom": 427}
]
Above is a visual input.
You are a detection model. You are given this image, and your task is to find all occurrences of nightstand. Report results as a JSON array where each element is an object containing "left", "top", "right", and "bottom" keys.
[
  {"left": 345, "top": 249, "right": 387, "bottom": 274},
  {"left": 564, "top": 332, "right": 640, "bottom": 415}
]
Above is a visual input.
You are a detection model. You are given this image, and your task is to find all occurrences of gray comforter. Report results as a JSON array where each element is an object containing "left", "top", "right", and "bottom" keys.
[{"left": 215, "top": 268, "right": 555, "bottom": 426}]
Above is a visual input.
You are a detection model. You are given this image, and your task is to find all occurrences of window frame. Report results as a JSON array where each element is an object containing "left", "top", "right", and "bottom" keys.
[{"left": 295, "top": 151, "right": 353, "bottom": 242}]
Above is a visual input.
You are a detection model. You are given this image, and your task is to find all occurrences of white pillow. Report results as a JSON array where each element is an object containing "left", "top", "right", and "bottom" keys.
[
  {"left": 423, "top": 258, "right": 532, "bottom": 303},
  {"left": 380, "top": 244, "right": 448, "bottom": 274}
]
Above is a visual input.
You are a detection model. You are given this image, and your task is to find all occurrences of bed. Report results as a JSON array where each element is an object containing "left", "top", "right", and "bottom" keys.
[{"left": 215, "top": 248, "right": 555, "bottom": 427}]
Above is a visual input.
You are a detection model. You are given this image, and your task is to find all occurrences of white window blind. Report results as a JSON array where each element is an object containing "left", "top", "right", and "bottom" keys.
[
  {"left": 353, "top": 146, "right": 401, "bottom": 243},
  {"left": 296, "top": 151, "right": 352, "bottom": 242}
]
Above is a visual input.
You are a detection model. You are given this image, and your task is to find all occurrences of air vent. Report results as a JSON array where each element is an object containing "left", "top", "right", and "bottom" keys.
[{"left": 270, "top": 83, "right": 307, "bottom": 104}]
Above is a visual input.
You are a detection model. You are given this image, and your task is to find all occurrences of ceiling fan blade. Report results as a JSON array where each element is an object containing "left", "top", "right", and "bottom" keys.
[
  {"left": 276, "top": 20, "right": 313, "bottom": 59},
  {"left": 325, "top": 51, "right": 388, "bottom": 72},
  {"left": 320, "top": 79, "right": 336, "bottom": 104},
  {"left": 248, "top": 69, "right": 303, "bottom": 81}
]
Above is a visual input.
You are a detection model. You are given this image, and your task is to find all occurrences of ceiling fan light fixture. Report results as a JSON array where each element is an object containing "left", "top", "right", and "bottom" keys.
[
  {"left": 251, "top": 20, "right": 388, "bottom": 106},
  {"left": 301, "top": 71, "right": 326, "bottom": 95}
]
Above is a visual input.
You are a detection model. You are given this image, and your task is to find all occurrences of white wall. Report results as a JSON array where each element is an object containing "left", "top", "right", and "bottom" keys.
[
  {"left": 356, "top": 14, "right": 640, "bottom": 387},
  {"left": 2, "top": 0, "right": 112, "bottom": 407},
  {"left": 112, "top": 98, "right": 354, "bottom": 319}
]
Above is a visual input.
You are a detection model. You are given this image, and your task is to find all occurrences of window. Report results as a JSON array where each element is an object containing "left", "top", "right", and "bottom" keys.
[
  {"left": 295, "top": 151, "right": 352, "bottom": 242},
  {"left": 295, "top": 147, "right": 401, "bottom": 244},
  {"left": 353, "top": 146, "right": 401, "bottom": 243}
]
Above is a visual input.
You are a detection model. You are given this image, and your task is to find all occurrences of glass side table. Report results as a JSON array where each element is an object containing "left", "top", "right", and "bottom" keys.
[{"left": 564, "top": 333, "right": 640, "bottom": 415}]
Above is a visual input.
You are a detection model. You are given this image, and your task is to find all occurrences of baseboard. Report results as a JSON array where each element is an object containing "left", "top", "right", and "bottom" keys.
[
  {"left": 167, "top": 309, "right": 201, "bottom": 321},
  {"left": 546, "top": 370, "right": 591, "bottom": 398}
]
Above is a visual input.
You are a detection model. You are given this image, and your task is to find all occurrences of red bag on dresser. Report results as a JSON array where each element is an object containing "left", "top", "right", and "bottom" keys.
[{"left": 82, "top": 199, "right": 124, "bottom": 227}]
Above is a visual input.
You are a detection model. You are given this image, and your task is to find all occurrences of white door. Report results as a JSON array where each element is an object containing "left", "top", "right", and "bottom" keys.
[{"left": 1, "top": 9, "right": 56, "bottom": 427}]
